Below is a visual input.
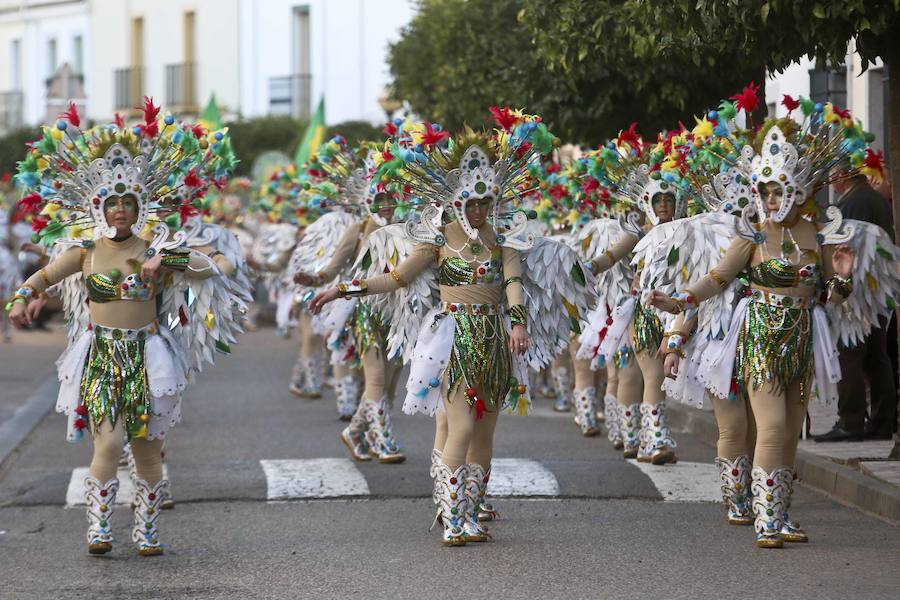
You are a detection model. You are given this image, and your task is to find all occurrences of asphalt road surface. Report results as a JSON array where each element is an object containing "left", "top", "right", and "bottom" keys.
[{"left": 1, "top": 328, "right": 897, "bottom": 599}]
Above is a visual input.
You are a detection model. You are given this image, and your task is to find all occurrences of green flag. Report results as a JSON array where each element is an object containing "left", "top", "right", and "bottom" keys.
[
  {"left": 294, "top": 97, "right": 326, "bottom": 166},
  {"left": 199, "top": 93, "right": 223, "bottom": 131}
]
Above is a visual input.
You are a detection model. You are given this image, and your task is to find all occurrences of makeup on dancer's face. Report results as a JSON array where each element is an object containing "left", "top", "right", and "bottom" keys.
[
  {"left": 651, "top": 193, "right": 675, "bottom": 223},
  {"left": 104, "top": 194, "right": 138, "bottom": 229},
  {"left": 761, "top": 181, "right": 784, "bottom": 212},
  {"left": 465, "top": 196, "right": 493, "bottom": 227},
  {"left": 373, "top": 193, "right": 395, "bottom": 221}
]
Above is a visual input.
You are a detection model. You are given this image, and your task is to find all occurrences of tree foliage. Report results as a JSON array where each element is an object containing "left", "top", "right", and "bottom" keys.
[{"left": 388, "top": 0, "right": 765, "bottom": 144}]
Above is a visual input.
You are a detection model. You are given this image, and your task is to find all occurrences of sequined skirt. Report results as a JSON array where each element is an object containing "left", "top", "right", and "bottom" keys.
[
  {"left": 447, "top": 312, "right": 513, "bottom": 411},
  {"left": 735, "top": 299, "right": 813, "bottom": 396},
  {"left": 79, "top": 325, "right": 157, "bottom": 440},
  {"left": 631, "top": 301, "right": 663, "bottom": 356},
  {"left": 353, "top": 301, "right": 385, "bottom": 359}
]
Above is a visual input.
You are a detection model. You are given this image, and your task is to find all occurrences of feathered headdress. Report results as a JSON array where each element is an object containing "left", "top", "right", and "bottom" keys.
[{"left": 15, "top": 98, "right": 237, "bottom": 247}]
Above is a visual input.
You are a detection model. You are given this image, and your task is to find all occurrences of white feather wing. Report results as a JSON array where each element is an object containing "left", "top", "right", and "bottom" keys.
[
  {"left": 520, "top": 236, "right": 598, "bottom": 370},
  {"left": 827, "top": 219, "right": 900, "bottom": 347},
  {"left": 351, "top": 223, "right": 438, "bottom": 363},
  {"left": 635, "top": 212, "right": 739, "bottom": 341},
  {"left": 288, "top": 211, "right": 358, "bottom": 303}
]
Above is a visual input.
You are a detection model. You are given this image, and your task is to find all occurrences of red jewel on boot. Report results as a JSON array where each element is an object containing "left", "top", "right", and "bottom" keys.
[
  {"left": 100, "top": 490, "right": 108, "bottom": 497},
  {"left": 148, "top": 493, "right": 156, "bottom": 501},
  {"left": 732, "top": 469, "right": 739, "bottom": 476},
  {"left": 450, "top": 477, "right": 457, "bottom": 485},
  {"left": 766, "top": 479, "right": 774, "bottom": 487}
]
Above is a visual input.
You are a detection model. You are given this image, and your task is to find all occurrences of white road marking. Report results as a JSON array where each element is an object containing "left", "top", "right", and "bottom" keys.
[
  {"left": 65, "top": 465, "right": 169, "bottom": 507},
  {"left": 261, "top": 458, "right": 370, "bottom": 500},
  {"left": 627, "top": 460, "right": 721, "bottom": 502},
  {"left": 487, "top": 458, "right": 560, "bottom": 497}
]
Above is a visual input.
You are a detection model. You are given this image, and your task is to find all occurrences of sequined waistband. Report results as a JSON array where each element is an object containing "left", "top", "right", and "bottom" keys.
[
  {"left": 441, "top": 302, "right": 500, "bottom": 316},
  {"left": 749, "top": 288, "right": 815, "bottom": 309},
  {"left": 91, "top": 321, "right": 159, "bottom": 341}
]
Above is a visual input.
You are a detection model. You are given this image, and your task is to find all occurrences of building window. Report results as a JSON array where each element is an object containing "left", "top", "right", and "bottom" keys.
[
  {"left": 47, "top": 38, "right": 58, "bottom": 77},
  {"left": 10, "top": 39, "right": 21, "bottom": 89},
  {"left": 73, "top": 35, "right": 84, "bottom": 76}
]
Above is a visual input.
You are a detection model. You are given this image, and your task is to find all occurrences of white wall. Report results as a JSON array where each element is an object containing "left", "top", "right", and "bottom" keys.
[
  {"left": 0, "top": 0, "right": 90, "bottom": 125},
  {"left": 239, "top": 0, "right": 415, "bottom": 124},
  {"left": 765, "top": 57, "right": 813, "bottom": 121},
  {"left": 89, "top": 0, "right": 240, "bottom": 121}
]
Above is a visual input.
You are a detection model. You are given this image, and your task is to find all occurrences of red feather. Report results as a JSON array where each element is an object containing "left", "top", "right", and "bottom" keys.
[
  {"left": 489, "top": 106, "right": 517, "bottom": 131},
  {"left": 617, "top": 122, "right": 642, "bottom": 156},
  {"left": 114, "top": 113, "right": 126, "bottom": 130},
  {"left": 141, "top": 96, "right": 161, "bottom": 125},
  {"left": 420, "top": 121, "right": 449, "bottom": 146},
  {"left": 730, "top": 82, "right": 760, "bottom": 114},
  {"left": 191, "top": 124, "right": 205, "bottom": 139},
  {"left": 383, "top": 121, "right": 398, "bottom": 137},
  {"left": 864, "top": 148, "right": 885, "bottom": 174},
  {"left": 177, "top": 202, "right": 199, "bottom": 224},
  {"left": 781, "top": 95, "right": 800, "bottom": 114},
  {"left": 184, "top": 167, "right": 203, "bottom": 188},
  {"left": 31, "top": 215, "right": 48, "bottom": 232},
  {"left": 58, "top": 102, "right": 81, "bottom": 127}
]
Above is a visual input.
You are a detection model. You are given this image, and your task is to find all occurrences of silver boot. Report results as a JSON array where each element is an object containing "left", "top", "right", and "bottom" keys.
[
  {"left": 781, "top": 470, "right": 808, "bottom": 543},
  {"left": 751, "top": 466, "right": 790, "bottom": 548},
  {"left": 431, "top": 462, "right": 468, "bottom": 546},
  {"left": 340, "top": 397, "right": 373, "bottom": 461},
  {"left": 637, "top": 402, "right": 677, "bottom": 465},
  {"left": 573, "top": 387, "right": 601, "bottom": 436},
  {"left": 715, "top": 455, "right": 753, "bottom": 525},
  {"left": 84, "top": 476, "right": 118, "bottom": 555},
  {"left": 605, "top": 394, "right": 623, "bottom": 449},
  {"left": 467, "top": 462, "right": 498, "bottom": 522},
  {"left": 132, "top": 478, "right": 168, "bottom": 556},
  {"left": 462, "top": 463, "right": 492, "bottom": 542},
  {"left": 364, "top": 396, "right": 405, "bottom": 463},
  {"left": 288, "top": 353, "right": 307, "bottom": 397},
  {"left": 335, "top": 374, "right": 359, "bottom": 420},
  {"left": 552, "top": 367, "right": 572, "bottom": 412},
  {"left": 621, "top": 403, "right": 641, "bottom": 458}
]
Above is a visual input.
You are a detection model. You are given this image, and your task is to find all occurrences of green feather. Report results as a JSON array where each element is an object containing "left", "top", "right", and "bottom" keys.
[
  {"left": 570, "top": 262, "right": 586, "bottom": 286},
  {"left": 666, "top": 245, "right": 679, "bottom": 266}
]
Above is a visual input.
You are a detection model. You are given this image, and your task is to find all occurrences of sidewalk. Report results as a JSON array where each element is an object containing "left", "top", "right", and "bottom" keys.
[
  {"left": 0, "top": 321, "right": 67, "bottom": 467},
  {"left": 667, "top": 399, "right": 900, "bottom": 523},
  {"left": 0, "top": 324, "right": 65, "bottom": 420}
]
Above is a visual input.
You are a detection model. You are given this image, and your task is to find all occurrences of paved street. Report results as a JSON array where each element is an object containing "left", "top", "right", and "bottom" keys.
[{"left": 1, "top": 327, "right": 898, "bottom": 599}]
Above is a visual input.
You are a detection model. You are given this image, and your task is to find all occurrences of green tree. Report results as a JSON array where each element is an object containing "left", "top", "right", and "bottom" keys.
[{"left": 388, "top": 0, "right": 764, "bottom": 144}]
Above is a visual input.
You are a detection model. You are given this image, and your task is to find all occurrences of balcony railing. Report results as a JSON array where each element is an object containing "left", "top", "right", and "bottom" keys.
[
  {"left": 114, "top": 67, "right": 144, "bottom": 112},
  {"left": 165, "top": 62, "right": 197, "bottom": 111},
  {"left": 0, "top": 90, "right": 24, "bottom": 134},
  {"left": 269, "top": 74, "right": 312, "bottom": 118}
]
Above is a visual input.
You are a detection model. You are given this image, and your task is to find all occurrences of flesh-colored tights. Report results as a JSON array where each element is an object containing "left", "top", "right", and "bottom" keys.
[
  {"left": 606, "top": 364, "right": 619, "bottom": 398},
  {"left": 333, "top": 361, "right": 357, "bottom": 381},
  {"left": 297, "top": 312, "right": 320, "bottom": 360},
  {"left": 89, "top": 419, "right": 163, "bottom": 485},
  {"left": 434, "top": 383, "right": 500, "bottom": 470},
  {"left": 569, "top": 342, "right": 606, "bottom": 391},
  {"left": 747, "top": 381, "right": 807, "bottom": 471},
  {"left": 361, "top": 343, "right": 399, "bottom": 404},
  {"left": 709, "top": 393, "right": 757, "bottom": 461},
  {"left": 617, "top": 349, "right": 665, "bottom": 407}
]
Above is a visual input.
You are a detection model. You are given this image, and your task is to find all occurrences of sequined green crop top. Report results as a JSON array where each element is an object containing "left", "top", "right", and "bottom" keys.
[
  {"left": 86, "top": 271, "right": 154, "bottom": 303},
  {"left": 750, "top": 257, "right": 820, "bottom": 289},
  {"left": 438, "top": 250, "right": 503, "bottom": 286}
]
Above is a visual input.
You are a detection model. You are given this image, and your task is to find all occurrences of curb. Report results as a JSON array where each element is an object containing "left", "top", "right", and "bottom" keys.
[
  {"left": 667, "top": 402, "right": 900, "bottom": 524},
  {"left": 0, "top": 376, "right": 58, "bottom": 469}
]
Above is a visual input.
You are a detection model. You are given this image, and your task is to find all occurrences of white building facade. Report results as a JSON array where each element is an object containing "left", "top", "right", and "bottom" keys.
[
  {"left": 0, "top": 0, "right": 90, "bottom": 133},
  {"left": 766, "top": 47, "right": 888, "bottom": 154},
  {"left": 0, "top": 0, "right": 415, "bottom": 132}
]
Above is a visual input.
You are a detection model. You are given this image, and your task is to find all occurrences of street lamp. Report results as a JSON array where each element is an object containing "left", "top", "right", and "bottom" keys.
[{"left": 378, "top": 86, "right": 402, "bottom": 121}]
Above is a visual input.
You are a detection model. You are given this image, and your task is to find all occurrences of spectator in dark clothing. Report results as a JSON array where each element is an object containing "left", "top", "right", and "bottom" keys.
[{"left": 815, "top": 171, "right": 897, "bottom": 442}]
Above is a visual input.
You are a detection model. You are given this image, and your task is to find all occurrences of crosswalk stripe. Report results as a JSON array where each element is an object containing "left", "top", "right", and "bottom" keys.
[
  {"left": 487, "top": 458, "right": 560, "bottom": 497},
  {"left": 65, "top": 465, "right": 170, "bottom": 507},
  {"left": 627, "top": 460, "right": 721, "bottom": 502},
  {"left": 61, "top": 458, "right": 721, "bottom": 504},
  {"left": 261, "top": 458, "right": 370, "bottom": 500}
]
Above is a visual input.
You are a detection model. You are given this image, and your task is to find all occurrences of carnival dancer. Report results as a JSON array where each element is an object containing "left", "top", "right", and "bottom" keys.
[
  {"left": 585, "top": 126, "right": 689, "bottom": 464},
  {"left": 310, "top": 110, "right": 595, "bottom": 545},
  {"left": 294, "top": 136, "right": 403, "bottom": 459},
  {"left": 649, "top": 105, "right": 898, "bottom": 547},
  {"left": 7, "top": 100, "right": 238, "bottom": 555}
]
